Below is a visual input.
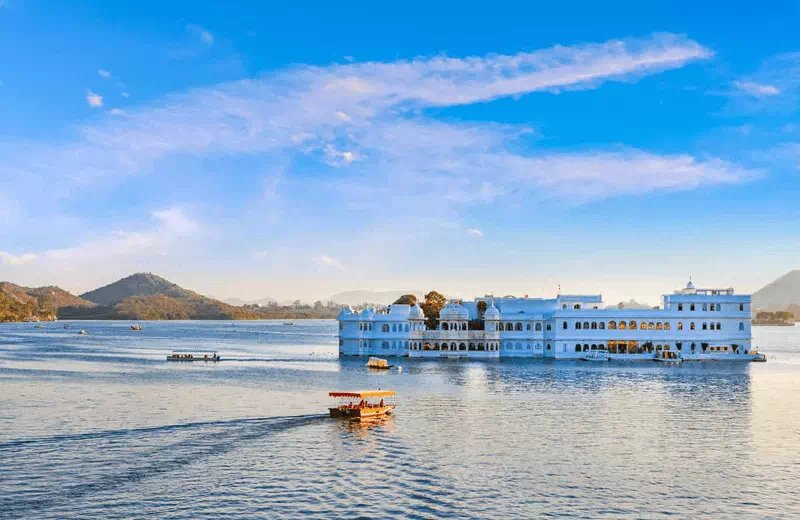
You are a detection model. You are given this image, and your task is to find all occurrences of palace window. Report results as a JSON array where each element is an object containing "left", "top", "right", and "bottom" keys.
[
  {"left": 576, "top": 322, "right": 582, "bottom": 330},
  {"left": 536, "top": 323, "right": 542, "bottom": 331},
  {"left": 515, "top": 323, "right": 523, "bottom": 331},
  {"left": 648, "top": 322, "right": 655, "bottom": 330},
  {"left": 609, "top": 321, "right": 617, "bottom": 330},
  {"left": 599, "top": 322, "right": 605, "bottom": 330},
  {"left": 629, "top": 321, "right": 637, "bottom": 330},
  {"left": 678, "top": 322, "right": 683, "bottom": 330},
  {"left": 404, "top": 324, "right": 409, "bottom": 332},
  {"left": 664, "top": 322, "right": 671, "bottom": 330},
  {"left": 739, "top": 303, "right": 744, "bottom": 311},
  {"left": 506, "top": 323, "right": 513, "bottom": 331},
  {"left": 583, "top": 322, "right": 590, "bottom": 329},
  {"left": 442, "top": 323, "right": 449, "bottom": 331},
  {"left": 591, "top": 322, "right": 597, "bottom": 329},
  {"left": 656, "top": 322, "right": 662, "bottom": 331},
  {"left": 690, "top": 322, "right": 695, "bottom": 330},
  {"left": 382, "top": 324, "right": 389, "bottom": 332},
  {"left": 702, "top": 322, "right": 707, "bottom": 330},
  {"left": 690, "top": 304, "right": 695, "bottom": 311},
  {"left": 563, "top": 321, "right": 568, "bottom": 329},
  {"left": 739, "top": 322, "right": 744, "bottom": 331},
  {"left": 619, "top": 321, "right": 627, "bottom": 330},
  {"left": 575, "top": 344, "right": 582, "bottom": 352},
  {"left": 547, "top": 324, "right": 552, "bottom": 331},
  {"left": 527, "top": 323, "right": 532, "bottom": 330},
  {"left": 640, "top": 321, "right": 647, "bottom": 330},
  {"left": 574, "top": 304, "right": 581, "bottom": 310},
  {"left": 678, "top": 304, "right": 683, "bottom": 311},
  {"left": 702, "top": 304, "right": 707, "bottom": 311},
  {"left": 710, "top": 304, "right": 716, "bottom": 311}
]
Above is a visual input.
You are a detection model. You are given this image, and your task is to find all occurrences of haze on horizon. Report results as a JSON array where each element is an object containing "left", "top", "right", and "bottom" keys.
[{"left": 1, "top": 2, "right": 799, "bottom": 306}]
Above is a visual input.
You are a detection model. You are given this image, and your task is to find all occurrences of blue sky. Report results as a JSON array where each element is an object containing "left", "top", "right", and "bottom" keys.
[{"left": 1, "top": 1, "right": 799, "bottom": 304}]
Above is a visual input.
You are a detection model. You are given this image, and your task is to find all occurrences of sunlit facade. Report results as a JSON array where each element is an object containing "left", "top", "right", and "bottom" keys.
[{"left": 337, "top": 281, "right": 754, "bottom": 360}]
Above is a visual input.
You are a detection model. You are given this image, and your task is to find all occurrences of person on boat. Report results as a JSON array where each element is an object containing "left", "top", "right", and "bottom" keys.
[
  {"left": 379, "top": 399, "right": 384, "bottom": 407},
  {"left": 358, "top": 399, "right": 365, "bottom": 408}
]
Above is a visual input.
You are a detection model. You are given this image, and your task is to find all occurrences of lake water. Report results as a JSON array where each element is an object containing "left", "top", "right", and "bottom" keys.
[{"left": 2, "top": 320, "right": 800, "bottom": 519}]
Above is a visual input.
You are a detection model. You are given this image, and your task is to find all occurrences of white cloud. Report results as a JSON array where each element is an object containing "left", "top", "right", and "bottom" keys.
[
  {"left": 121, "top": 91, "right": 130, "bottom": 98},
  {"left": 108, "top": 108, "right": 126, "bottom": 116},
  {"left": 468, "top": 228, "right": 484, "bottom": 238},
  {"left": 311, "top": 254, "right": 344, "bottom": 270},
  {"left": 98, "top": 69, "right": 111, "bottom": 79},
  {"left": 85, "top": 90, "right": 103, "bottom": 108},
  {"left": 0, "top": 251, "right": 37, "bottom": 265},
  {"left": 733, "top": 80, "right": 781, "bottom": 98},
  {"left": 324, "top": 144, "right": 359, "bottom": 166},
  {"left": 186, "top": 24, "right": 214, "bottom": 45},
  {"left": 335, "top": 111, "right": 351, "bottom": 121},
  {"left": 151, "top": 207, "right": 198, "bottom": 233}
]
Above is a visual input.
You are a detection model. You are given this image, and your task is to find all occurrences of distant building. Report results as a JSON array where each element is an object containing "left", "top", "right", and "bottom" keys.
[{"left": 337, "top": 281, "right": 754, "bottom": 360}]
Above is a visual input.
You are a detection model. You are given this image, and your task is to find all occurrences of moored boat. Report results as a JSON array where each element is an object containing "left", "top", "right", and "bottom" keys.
[
  {"left": 654, "top": 350, "right": 681, "bottom": 363},
  {"left": 167, "top": 349, "right": 220, "bottom": 362},
  {"left": 752, "top": 351, "right": 767, "bottom": 362},
  {"left": 581, "top": 349, "right": 610, "bottom": 362},
  {"left": 329, "top": 390, "right": 396, "bottom": 421},
  {"left": 366, "top": 357, "right": 393, "bottom": 369},
  {"left": 130, "top": 324, "right": 142, "bottom": 331}
]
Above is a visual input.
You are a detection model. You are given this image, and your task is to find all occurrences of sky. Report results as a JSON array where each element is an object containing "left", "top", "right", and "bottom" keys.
[{"left": 1, "top": 1, "right": 799, "bottom": 305}]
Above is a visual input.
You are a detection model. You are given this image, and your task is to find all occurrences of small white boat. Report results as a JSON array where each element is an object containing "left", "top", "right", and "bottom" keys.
[
  {"left": 78, "top": 329, "right": 87, "bottom": 335},
  {"left": 752, "top": 353, "right": 767, "bottom": 362},
  {"left": 582, "top": 349, "right": 610, "bottom": 361}
]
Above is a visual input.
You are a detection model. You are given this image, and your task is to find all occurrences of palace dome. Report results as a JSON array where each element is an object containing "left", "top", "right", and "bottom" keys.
[
  {"left": 359, "top": 307, "right": 375, "bottom": 319},
  {"left": 338, "top": 306, "right": 354, "bottom": 318},
  {"left": 409, "top": 303, "right": 425, "bottom": 320},
  {"left": 439, "top": 301, "right": 469, "bottom": 321},
  {"left": 483, "top": 302, "right": 500, "bottom": 320}
]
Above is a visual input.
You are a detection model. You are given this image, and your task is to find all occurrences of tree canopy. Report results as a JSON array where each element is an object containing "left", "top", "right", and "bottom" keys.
[
  {"left": 393, "top": 294, "right": 418, "bottom": 306},
  {"left": 420, "top": 290, "right": 446, "bottom": 330}
]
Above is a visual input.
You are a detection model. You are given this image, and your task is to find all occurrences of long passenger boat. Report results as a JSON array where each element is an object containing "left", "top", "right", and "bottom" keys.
[
  {"left": 167, "top": 349, "right": 220, "bottom": 362},
  {"left": 329, "top": 390, "right": 396, "bottom": 421}
]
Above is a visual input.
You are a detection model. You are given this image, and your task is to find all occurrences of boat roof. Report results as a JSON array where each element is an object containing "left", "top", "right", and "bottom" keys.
[
  {"left": 171, "top": 349, "right": 218, "bottom": 353},
  {"left": 329, "top": 390, "right": 396, "bottom": 398}
]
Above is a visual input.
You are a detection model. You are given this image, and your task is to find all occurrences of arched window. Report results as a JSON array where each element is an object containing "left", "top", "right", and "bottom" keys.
[
  {"left": 656, "top": 322, "right": 662, "bottom": 330},
  {"left": 423, "top": 342, "right": 431, "bottom": 350},
  {"left": 583, "top": 321, "right": 590, "bottom": 329},
  {"left": 678, "top": 322, "right": 683, "bottom": 330},
  {"left": 702, "top": 303, "right": 707, "bottom": 311},
  {"left": 630, "top": 321, "right": 637, "bottom": 330},
  {"left": 591, "top": 344, "right": 597, "bottom": 350},
  {"left": 563, "top": 321, "right": 568, "bottom": 329},
  {"left": 619, "top": 321, "right": 627, "bottom": 330},
  {"left": 450, "top": 342, "right": 456, "bottom": 351},
  {"left": 576, "top": 322, "right": 582, "bottom": 330},
  {"left": 591, "top": 322, "right": 597, "bottom": 329},
  {"left": 382, "top": 324, "right": 389, "bottom": 333},
  {"left": 690, "top": 304, "right": 695, "bottom": 311},
  {"left": 583, "top": 344, "right": 589, "bottom": 352},
  {"left": 526, "top": 323, "right": 532, "bottom": 330},
  {"left": 739, "top": 322, "right": 744, "bottom": 331},
  {"left": 574, "top": 304, "right": 580, "bottom": 310},
  {"left": 640, "top": 321, "right": 647, "bottom": 330},
  {"left": 547, "top": 324, "right": 552, "bottom": 331},
  {"left": 404, "top": 324, "right": 409, "bottom": 332},
  {"left": 609, "top": 321, "right": 617, "bottom": 330},
  {"left": 515, "top": 323, "right": 522, "bottom": 331},
  {"left": 442, "top": 323, "right": 449, "bottom": 331},
  {"left": 716, "top": 322, "right": 721, "bottom": 330},
  {"left": 690, "top": 322, "right": 695, "bottom": 330},
  {"left": 648, "top": 322, "right": 655, "bottom": 330},
  {"left": 575, "top": 344, "right": 582, "bottom": 352},
  {"left": 506, "top": 323, "right": 513, "bottom": 331},
  {"left": 664, "top": 322, "right": 671, "bottom": 330},
  {"left": 702, "top": 322, "right": 707, "bottom": 330},
  {"left": 599, "top": 322, "right": 605, "bottom": 330},
  {"left": 535, "top": 323, "right": 542, "bottom": 331},
  {"left": 468, "top": 342, "right": 475, "bottom": 351},
  {"left": 459, "top": 343, "right": 466, "bottom": 351}
]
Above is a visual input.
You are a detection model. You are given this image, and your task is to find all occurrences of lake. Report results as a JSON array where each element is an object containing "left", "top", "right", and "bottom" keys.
[{"left": 2, "top": 320, "right": 800, "bottom": 519}]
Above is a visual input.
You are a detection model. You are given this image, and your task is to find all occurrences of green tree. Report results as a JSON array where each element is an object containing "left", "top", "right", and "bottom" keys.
[
  {"left": 393, "top": 294, "right": 417, "bottom": 306},
  {"left": 420, "top": 290, "right": 446, "bottom": 330},
  {"left": 477, "top": 300, "right": 487, "bottom": 318}
]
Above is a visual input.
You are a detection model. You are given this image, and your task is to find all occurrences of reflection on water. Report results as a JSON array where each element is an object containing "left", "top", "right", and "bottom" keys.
[{"left": 1, "top": 321, "right": 800, "bottom": 518}]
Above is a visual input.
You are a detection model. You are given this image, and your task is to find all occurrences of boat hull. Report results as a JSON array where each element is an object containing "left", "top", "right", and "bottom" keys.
[{"left": 329, "top": 405, "right": 395, "bottom": 421}]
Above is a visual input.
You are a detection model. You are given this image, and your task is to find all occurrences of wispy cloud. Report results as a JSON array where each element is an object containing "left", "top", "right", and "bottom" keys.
[
  {"left": 733, "top": 80, "right": 781, "bottom": 98},
  {"left": 85, "top": 90, "right": 103, "bottom": 108},
  {"left": 97, "top": 69, "right": 111, "bottom": 79},
  {"left": 468, "top": 228, "right": 484, "bottom": 238},
  {"left": 186, "top": 24, "right": 214, "bottom": 45},
  {"left": 311, "top": 254, "right": 344, "bottom": 270},
  {"left": 0, "top": 251, "right": 37, "bottom": 265}
]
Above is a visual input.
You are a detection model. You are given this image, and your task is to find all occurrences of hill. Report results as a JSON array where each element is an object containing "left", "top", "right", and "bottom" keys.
[
  {"left": 752, "top": 270, "right": 800, "bottom": 311},
  {"left": 81, "top": 273, "right": 197, "bottom": 306},
  {"left": 615, "top": 299, "right": 654, "bottom": 310},
  {"left": 328, "top": 290, "right": 423, "bottom": 306},
  {"left": 0, "top": 282, "right": 94, "bottom": 322}
]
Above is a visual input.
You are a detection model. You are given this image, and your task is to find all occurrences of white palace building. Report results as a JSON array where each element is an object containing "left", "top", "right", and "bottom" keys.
[{"left": 337, "top": 281, "right": 757, "bottom": 361}]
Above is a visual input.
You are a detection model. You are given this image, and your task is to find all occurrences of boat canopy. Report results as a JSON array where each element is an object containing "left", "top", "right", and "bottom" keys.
[
  {"left": 171, "top": 349, "right": 218, "bottom": 354},
  {"left": 329, "top": 390, "right": 396, "bottom": 398}
]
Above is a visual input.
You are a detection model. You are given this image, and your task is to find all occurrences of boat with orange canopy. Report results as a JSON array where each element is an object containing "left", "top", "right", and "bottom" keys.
[{"left": 328, "top": 390, "right": 396, "bottom": 420}]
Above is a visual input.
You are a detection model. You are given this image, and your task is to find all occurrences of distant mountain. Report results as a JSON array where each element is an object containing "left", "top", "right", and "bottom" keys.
[
  {"left": 222, "top": 296, "right": 278, "bottom": 307},
  {"left": 0, "top": 282, "right": 94, "bottom": 322},
  {"left": 81, "top": 273, "right": 197, "bottom": 306},
  {"left": 753, "top": 270, "right": 800, "bottom": 311},
  {"left": 328, "top": 290, "right": 424, "bottom": 306},
  {"left": 615, "top": 299, "right": 654, "bottom": 310}
]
